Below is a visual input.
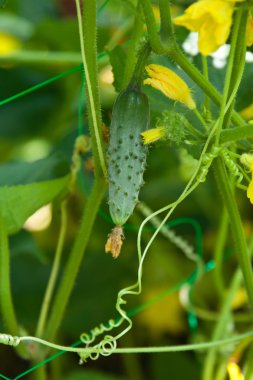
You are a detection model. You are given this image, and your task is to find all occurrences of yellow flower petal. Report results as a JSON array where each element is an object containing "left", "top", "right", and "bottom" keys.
[
  {"left": 173, "top": 0, "right": 237, "bottom": 55},
  {"left": 141, "top": 127, "right": 167, "bottom": 144},
  {"left": 198, "top": 17, "right": 222, "bottom": 55},
  {"left": 227, "top": 362, "right": 244, "bottom": 380},
  {"left": 240, "top": 103, "right": 253, "bottom": 120},
  {"left": 247, "top": 178, "right": 253, "bottom": 204},
  {"left": 224, "top": 0, "right": 244, "bottom": 2},
  {"left": 0, "top": 32, "right": 21, "bottom": 55},
  {"left": 144, "top": 64, "right": 196, "bottom": 109}
]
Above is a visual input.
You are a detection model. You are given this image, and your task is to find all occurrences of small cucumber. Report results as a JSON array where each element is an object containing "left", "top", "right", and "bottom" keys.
[{"left": 107, "top": 83, "right": 150, "bottom": 226}]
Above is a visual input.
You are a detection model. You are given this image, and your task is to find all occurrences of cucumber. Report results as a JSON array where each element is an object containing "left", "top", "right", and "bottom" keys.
[{"left": 107, "top": 83, "right": 150, "bottom": 226}]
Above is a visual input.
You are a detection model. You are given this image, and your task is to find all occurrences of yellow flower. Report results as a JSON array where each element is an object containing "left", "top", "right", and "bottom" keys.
[
  {"left": 240, "top": 153, "right": 253, "bottom": 203},
  {"left": 227, "top": 362, "right": 244, "bottom": 380},
  {"left": 240, "top": 103, "right": 253, "bottom": 120},
  {"left": 0, "top": 32, "right": 21, "bottom": 55},
  {"left": 173, "top": 0, "right": 244, "bottom": 55},
  {"left": 144, "top": 64, "right": 196, "bottom": 109},
  {"left": 141, "top": 126, "right": 167, "bottom": 144}
]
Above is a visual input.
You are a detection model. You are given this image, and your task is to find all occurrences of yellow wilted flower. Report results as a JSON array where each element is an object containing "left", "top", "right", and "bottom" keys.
[
  {"left": 144, "top": 64, "right": 196, "bottom": 109},
  {"left": 240, "top": 153, "right": 253, "bottom": 204},
  {"left": 227, "top": 362, "right": 244, "bottom": 380},
  {"left": 0, "top": 32, "right": 21, "bottom": 55},
  {"left": 141, "top": 126, "right": 167, "bottom": 145},
  {"left": 173, "top": 0, "right": 244, "bottom": 56}
]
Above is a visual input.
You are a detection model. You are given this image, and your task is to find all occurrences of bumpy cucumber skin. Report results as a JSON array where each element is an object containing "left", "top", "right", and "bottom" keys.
[{"left": 108, "top": 84, "right": 149, "bottom": 226}]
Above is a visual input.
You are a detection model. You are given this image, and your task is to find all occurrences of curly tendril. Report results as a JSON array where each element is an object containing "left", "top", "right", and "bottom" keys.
[
  {"left": 79, "top": 282, "right": 135, "bottom": 362},
  {"left": 80, "top": 335, "right": 117, "bottom": 363},
  {"left": 0, "top": 334, "right": 20, "bottom": 346},
  {"left": 196, "top": 146, "right": 220, "bottom": 183},
  {"left": 80, "top": 318, "right": 123, "bottom": 345},
  {"left": 221, "top": 148, "right": 244, "bottom": 186}
]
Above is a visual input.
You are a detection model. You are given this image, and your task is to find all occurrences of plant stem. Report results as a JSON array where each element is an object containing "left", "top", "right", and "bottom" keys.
[
  {"left": 0, "top": 217, "right": 18, "bottom": 334},
  {"left": 75, "top": 0, "right": 107, "bottom": 179},
  {"left": 121, "top": 0, "right": 144, "bottom": 89},
  {"left": 214, "top": 209, "right": 228, "bottom": 298},
  {"left": 201, "top": 55, "right": 210, "bottom": 111},
  {"left": 137, "top": 202, "right": 198, "bottom": 262},
  {"left": 140, "top": 0, "right": 164, "bottom": 53},
  {"left": 245, "top": 343, "right": 253, "bottom": 380},
  {"left": 193, "top": 108, "right": 208, "bottom": 132},
  {"left": 32, "top": 365, "right": 47, "bottom": 380},
  {"left": 129, "top": 42, "right": 151, "bottom": 87},
  {"left": 188, "top": 303, "right": 253, "bottom": 323},
  {"left": 0, "top": 51, "right": 83, "bottom": 65},
  {"left": 202, "top": 269, "right": 242, "bottom": 380},
  {"left": 158, "top": 0, "right": 175, "bottom": 43},
  {"left": 223, "top": 9, "right": 248, "bottom": 130},
  {"left": 215, "top": 9, "right": 245, "bottom": 145},
  {"left": 213, "top": 158, "right": 253, "bottom": 308},
  {"left": 17, "top": 328, "right": 253, "bottom": 354},
  {"left": 0, "top": 216, "right": 28, "bottom": 359},
  {"left": 36, "top": 200, "right": 68, "bottom": 338},
  {"left": 44, "top": 177, "right": 107, "bottom": 342},
  {"left": 214, "top": 363, "right": 227, "bottom": 380}
]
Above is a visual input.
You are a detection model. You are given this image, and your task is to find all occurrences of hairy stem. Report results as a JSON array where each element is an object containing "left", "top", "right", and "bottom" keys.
[
  {"left": 0, "top": 216, "right": 28, "bottom": 359},
  {"left": 215, "top": 8, "right": 246, "bottom": 144},
  {"left": 213, "top": 158, "right": 253, "bottom": 308},
  {"left": 158, "top": 0, "right": 175, "bottom": 43},
  {"left": 75, "top": 0, "right": 107, "bottom": 178},
  {"left": 129, "top": 42, "right": 151, "bottom": 87},
  {"left": 44, "top": 177, "right": 107, "bottom": 342},
  {"left": 121, "top": 0, "right": 144, "bottom": 89},
  {"left": 201, "top": 55, "right": 210, "bottom": 112},
  {"left": 140, "top": 0, "right": 164, "bottom": 53},
  {"left": 222, "top": 9, "right": 248, "bottom": 130}
]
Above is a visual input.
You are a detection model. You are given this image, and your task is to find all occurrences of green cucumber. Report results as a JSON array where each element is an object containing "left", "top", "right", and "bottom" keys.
[{"left": 107, "top": 83, "right": 150, "bottom": 226}]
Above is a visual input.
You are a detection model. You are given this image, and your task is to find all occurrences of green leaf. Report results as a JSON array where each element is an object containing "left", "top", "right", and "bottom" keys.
[
  {"left": 107, "top": 45, "right": 126, "bottom": 92},
  {"left": 0, "top": 175, "right": 69, "bottom": 234},
  {"left": 10, "top": 230, "right": 46, "bottom": 263},
  {"left": 0, "top": 154, "right": 69, "bottom": 186}
]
